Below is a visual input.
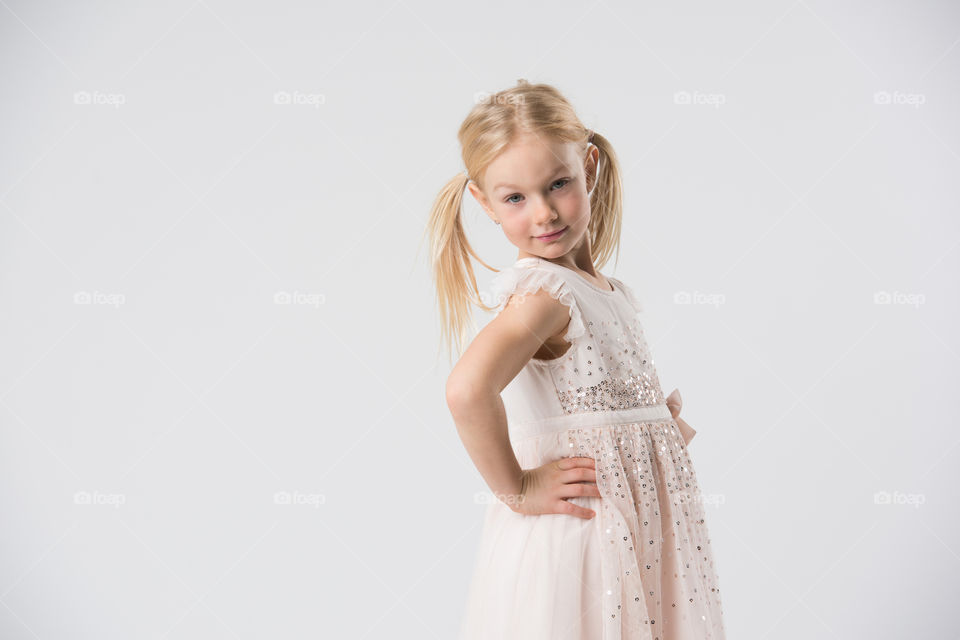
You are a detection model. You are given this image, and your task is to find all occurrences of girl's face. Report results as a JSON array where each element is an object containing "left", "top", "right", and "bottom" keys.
[{"left": 468, "top": 132, "right": 599, "bottom": 261}]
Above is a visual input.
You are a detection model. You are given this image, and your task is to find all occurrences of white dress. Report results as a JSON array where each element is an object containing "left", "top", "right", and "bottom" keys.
[{"left": 459, "top": 257, "right": 727, "bottom": 640}]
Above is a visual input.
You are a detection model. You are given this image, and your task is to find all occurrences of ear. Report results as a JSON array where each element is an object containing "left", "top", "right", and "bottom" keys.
[
  {"left": 584, "top": 145, "right": 600, "bottom": 193},
  {"left": 467, "top": 180, "right": 499, "bottom": 223}
]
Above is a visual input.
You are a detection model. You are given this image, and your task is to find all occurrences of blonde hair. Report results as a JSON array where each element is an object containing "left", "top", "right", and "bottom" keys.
[{"left": 424, "top": 79, "right": 624, "bottom": 360}]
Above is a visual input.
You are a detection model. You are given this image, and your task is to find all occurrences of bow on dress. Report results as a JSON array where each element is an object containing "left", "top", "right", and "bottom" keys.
[{"left": 665, "top": 388, "right": 697, "bottom": 445}]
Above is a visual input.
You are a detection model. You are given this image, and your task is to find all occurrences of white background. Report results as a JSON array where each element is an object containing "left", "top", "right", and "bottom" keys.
[{"left": 1, "top": 1, "right": 958, "bottom": 638}]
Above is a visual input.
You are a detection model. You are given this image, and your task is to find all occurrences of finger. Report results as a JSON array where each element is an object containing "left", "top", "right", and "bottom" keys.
[
  {"left": 555, "top": 456, "right": 596, "bottom": 471},
  {"left": 555, "top": 498, "right": 596, "bottom": 520},
  {"left": 560, "top": 467, "right": 599, "bottom": 484},
  {"left": 557, "top": 482, "right": 603, "bottom": 500}
]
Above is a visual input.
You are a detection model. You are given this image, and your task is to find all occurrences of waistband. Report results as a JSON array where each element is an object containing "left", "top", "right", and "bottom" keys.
[{"left": 509, "top": 403, "right": 673, "bottom": 443}]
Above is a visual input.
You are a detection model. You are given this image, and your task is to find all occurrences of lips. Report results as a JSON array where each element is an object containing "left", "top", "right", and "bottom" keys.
[{"left": 536, "top": 226, "right": 568, "bottom": 240}]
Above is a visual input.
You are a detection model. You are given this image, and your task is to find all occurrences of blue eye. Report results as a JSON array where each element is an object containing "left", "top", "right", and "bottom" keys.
[{"left": 504, "top": 179, "right": 570, "bottom": 204}]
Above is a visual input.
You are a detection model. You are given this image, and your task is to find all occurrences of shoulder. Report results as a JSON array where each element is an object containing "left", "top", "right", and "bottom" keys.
[
  {"left": 606, "top": 275, "right": 644, "bottom": 314},
  {"left": 489, "top": 258, "right": 572, "bottom": 312},
  {"left": 488, "top": 259, "right": 586, "bottom": 343}
]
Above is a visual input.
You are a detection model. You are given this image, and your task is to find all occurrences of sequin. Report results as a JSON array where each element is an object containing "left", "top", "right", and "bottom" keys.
[
  {"left": 556, "top": 369, "right": 665, "bottom": 413},
  {"left": 522, "top": 419, "right": 725, "bottom": 638},
  {"left": 462, "top": 259, "right": 727, "bottom": 639}
]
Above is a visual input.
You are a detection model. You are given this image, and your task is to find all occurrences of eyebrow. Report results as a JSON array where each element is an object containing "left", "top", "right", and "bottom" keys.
[{"left": 493, "top": 166, "right": 569, "bottom": 191}]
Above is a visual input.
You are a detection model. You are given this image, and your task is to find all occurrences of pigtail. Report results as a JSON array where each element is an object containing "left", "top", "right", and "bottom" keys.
[
  {"left": 586, "top": 131, "right": 624, "bottom": 271},
  {"left": 424, "top": 172, "right": 498, "bottom": 362}
]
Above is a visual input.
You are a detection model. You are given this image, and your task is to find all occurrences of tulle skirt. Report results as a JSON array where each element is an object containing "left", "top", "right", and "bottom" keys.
[{"left": 458, "top": 406, "right": 727, "bottom": 640}]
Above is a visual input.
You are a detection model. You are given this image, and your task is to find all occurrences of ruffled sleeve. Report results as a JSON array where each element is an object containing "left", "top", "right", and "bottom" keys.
[
  {"left": 607, "top": 276, "right": 644, "bottom": 314},
  {"left": 488, "top": 264, "right": 586, "bottom": 343}
]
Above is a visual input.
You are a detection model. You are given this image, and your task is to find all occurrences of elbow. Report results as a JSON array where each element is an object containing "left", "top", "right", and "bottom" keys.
[
  {"left": 445, "top": 375, "right": 471, "bottom": 414},
  {"left": 445, "top": 374, "right": 490, "bottom": 415}
]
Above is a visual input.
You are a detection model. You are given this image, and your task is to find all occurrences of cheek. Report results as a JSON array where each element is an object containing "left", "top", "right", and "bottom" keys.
[
  {"left": 500, "top": 217, "right": 526, "bottom": 240},
  {"left": 564, "top": 193, "right": 591, "bottom": 226}
]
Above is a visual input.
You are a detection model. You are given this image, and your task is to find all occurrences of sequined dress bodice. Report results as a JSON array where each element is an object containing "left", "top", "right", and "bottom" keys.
[{"left": 489, "top": 257, "right": 667, "bottom": 442}]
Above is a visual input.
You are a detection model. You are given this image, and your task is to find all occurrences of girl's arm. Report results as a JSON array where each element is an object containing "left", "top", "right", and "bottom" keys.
[{"left": 445, "top": 289, "right": 570, "bottom": 502}]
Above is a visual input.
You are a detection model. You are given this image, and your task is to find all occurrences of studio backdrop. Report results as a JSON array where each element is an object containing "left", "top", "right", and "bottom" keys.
[{"left": 1, "top": 1, "right": 957, "bottom": 638}]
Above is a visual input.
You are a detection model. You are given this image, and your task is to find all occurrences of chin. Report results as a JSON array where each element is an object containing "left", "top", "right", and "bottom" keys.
[{"left": 529, "top": 244, "right": 567, "bottom": 258}]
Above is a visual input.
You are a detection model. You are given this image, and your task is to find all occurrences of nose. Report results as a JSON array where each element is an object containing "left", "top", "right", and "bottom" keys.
[{"left": 531, "top": 196, "right": 557, "bottom": 224}]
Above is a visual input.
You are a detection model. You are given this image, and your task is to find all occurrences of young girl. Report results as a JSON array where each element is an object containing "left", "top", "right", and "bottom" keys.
[{"left": 427, "top": 80, "right": 727, "bottom": 640}]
